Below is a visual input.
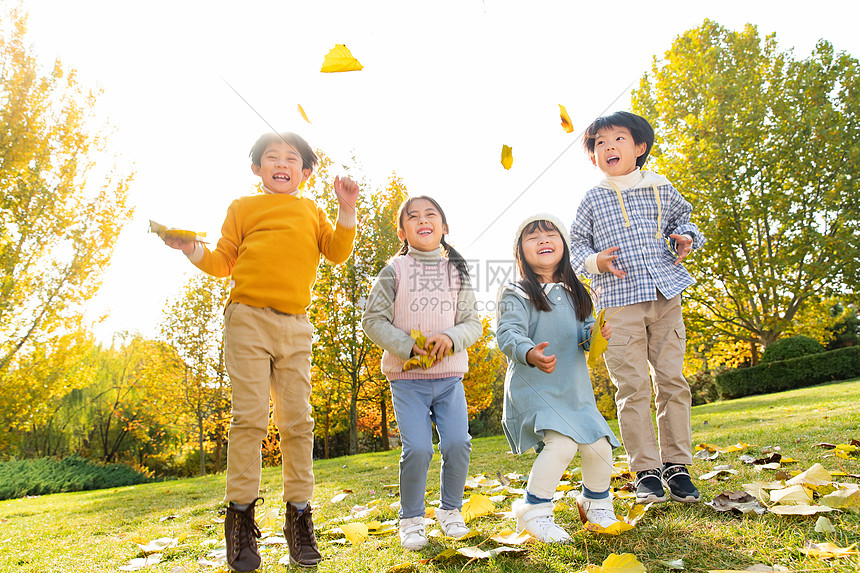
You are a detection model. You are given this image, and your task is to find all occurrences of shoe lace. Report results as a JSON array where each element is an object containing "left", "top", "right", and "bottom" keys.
[
  {"left": 293, "top": 509, "right": 316, "bottom": 546},
  {"left": 231, "top": 500, "right": 262, "bottom": 552}
]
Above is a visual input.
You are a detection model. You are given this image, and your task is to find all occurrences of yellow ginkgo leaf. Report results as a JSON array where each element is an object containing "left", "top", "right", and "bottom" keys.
[
  {"left": 769, "top": 504, "right": 835, "bottom": 515},
  {"left": 801, "top": 541, "right": 858, "bottom": 559},
  {"left": 601, "top": 553, "right": 647, "bottom": 573},
  {"left": 149, "top": 220, "right": 206, "bottom": 242},
  {"left": 386, "top": 563, "right": 418, "bottom": 573},
  {"left": 584, "top": 520, "right": 633, "bottom": 535},
  {"left": 821, "top": 486, "right": 860, "bottom": 509},
  {"left": 461, "top": 493, "right": 495, "bottom": 522},
  {"left": 587, "top": 309, "right": 608, "bottom": 369},
  {"left": 559, "top": 104, "right": 574, "bottom": 133},
  {"left": 490, "top": 529, "right": 531, "bottom": 545},
  {"left": 501, "top": 145, "right": 513, "bottom": 170},
  {"left": 340, "top": 522, "right": 369, "bottom": 545},
  {"left": 256, "top": 507, "right": 280, "bottom": 529},
  {"left": 320, "top": 43, "right": 364, "bottom": 73},
  {"left": 297, "top": 104, "right": 311, "bottom": 124}
]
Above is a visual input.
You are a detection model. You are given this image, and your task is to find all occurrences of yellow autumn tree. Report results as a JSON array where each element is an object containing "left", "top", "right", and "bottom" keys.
[{"left": 0, "top": 8, "right": 133, "bottom": 449}]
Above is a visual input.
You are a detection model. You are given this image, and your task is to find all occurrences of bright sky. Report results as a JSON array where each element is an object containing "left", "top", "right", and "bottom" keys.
[{"left": 20, "top": 0, "right": 860, "bottom": 343}]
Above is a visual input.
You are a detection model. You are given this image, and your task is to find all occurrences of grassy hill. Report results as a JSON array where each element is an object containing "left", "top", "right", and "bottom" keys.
[{"left": 1, "top": 378, "right": 858, "bottom": 572}]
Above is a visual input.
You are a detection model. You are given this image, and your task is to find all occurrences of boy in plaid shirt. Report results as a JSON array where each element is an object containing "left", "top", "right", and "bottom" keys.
[{"left": 570, "top": 111, "right": 705, "bottom": 504}]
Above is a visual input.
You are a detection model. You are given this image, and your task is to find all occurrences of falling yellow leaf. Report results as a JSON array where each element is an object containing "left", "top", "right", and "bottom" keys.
[
  {"left": 149, "top": 220, "right": 206, "bottom": 243},
  {"left": 559, "top": 104, "right": 574, "bottom": 133},
  {"left": 297, "top": 104, "right": 311, "bottom": 124},
  {"left": 461, "top": 493, "right": 495, "bottom": 522},
  {"left": 587, "top": 309, "right": 608, "bottom": 369},
  {"left": 800, "top": 541, "right": 858, "bottom": 559},
  {"left": 320, "top": 43, "right": 364, "bottom": 73},
  {"left": 501, "top": 145, "right": 513, "bottom": 170},
  {"left": 340, "top": 522, "right": 369, "bottom": 545}
]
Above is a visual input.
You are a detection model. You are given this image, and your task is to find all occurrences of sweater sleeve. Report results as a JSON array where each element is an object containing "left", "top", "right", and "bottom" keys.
[
  {"left": 318, "top": 207, "right": 357, "bottom": 265},
  {"left": 442, "top": 272, "right": 483, "bottom": 353},
  {"left": 496, "top": 288, "right": 535, "bottom": 367},
  {"left": 192, "top": 200, "right": 241, "bottom": 278},
  {"left": 569, "top": 193, "right": 598, "bottom": 277},
  {"left": 361, "top": 264, "right": 415, "bottom": 360}
]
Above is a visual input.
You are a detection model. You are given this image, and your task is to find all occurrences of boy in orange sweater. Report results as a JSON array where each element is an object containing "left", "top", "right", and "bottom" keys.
[{"left": 163, "top": 131, "right": 358, "bottom": 570}]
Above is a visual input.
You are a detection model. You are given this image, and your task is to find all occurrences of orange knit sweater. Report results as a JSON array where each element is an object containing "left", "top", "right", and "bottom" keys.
[{"left": 193, "top": 193, "right": 355, "bottom": 314}]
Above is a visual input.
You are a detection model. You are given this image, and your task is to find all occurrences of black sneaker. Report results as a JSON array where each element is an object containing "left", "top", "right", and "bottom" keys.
[
  {"left": 635, "top": 469, "right": 668, "bottom": 504},
  {"left": 284, "top": 503, "right": 322, "bottom": 567},
  {"left": 225, "top": 498, "right": 263, "bottom": 572},
  {"left": 661, "top": 464, "right": 701, "bottom": 503}
]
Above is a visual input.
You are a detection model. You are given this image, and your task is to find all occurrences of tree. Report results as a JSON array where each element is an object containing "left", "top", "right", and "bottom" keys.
[
  {"left": 0, "top": 8, "right": 133, "bottom": 385},
  {"left": 632, "top": 20, "right": 860, "bottom": 365},
  {"left": 308, "top": 157, "right": 405, "bottom": 456},
  {"left": 159, "top": 273, "right": 231, "bottom": 476}
]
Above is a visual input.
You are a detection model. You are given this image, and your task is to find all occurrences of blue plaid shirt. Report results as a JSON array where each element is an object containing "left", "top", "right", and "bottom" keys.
[{"left": 569, "top": 172, "right": 705, "bottom": 309}]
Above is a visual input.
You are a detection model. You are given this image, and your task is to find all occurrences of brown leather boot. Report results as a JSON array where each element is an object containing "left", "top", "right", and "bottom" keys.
[
  {"left": 283, "top": 503, "right": 322, "bottom": 567},
  {"left": 224, "top": 498, "right": 263, "bottom": 572}
]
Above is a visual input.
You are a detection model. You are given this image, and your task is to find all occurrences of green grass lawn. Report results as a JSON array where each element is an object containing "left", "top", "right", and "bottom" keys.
[{"left": 1, "top": 378, "right": 858, "bottom": 573}]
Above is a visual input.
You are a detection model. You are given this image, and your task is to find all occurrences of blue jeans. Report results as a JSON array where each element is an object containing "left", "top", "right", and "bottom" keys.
[{"left": 390, "top": 376, "right": 472, "bottom": 519}]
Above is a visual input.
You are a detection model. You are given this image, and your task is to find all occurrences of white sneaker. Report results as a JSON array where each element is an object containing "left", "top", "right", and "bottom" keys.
[
  {"left": 435, "top": 507, "right": 470, "bottom": 538},
  {"left": 511, "top": 499, "right": 571, "bottom": 543},
  {"left": 576, "top": 493, "right": 618, "bottom": 528},
  {"left": 399, "top": 516, "right": 428, "bottom": 550}
]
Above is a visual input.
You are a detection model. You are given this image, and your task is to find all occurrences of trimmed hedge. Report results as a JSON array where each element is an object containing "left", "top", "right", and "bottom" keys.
[
  {"left": 0, "top": 455, "right": 153, "bottom": 501},
  {"left": 715, "top": 346, "right": 860, "bottom": 400},
  {"left": 760, "top": 335, "right": 824, "bottom": 364}
]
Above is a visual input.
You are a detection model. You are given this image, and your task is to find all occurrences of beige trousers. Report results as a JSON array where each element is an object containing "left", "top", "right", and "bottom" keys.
[
  {"left": 223, "top": 303, "right": 315, "bottom": 504},
  {"left": 603, "top": 293, "right": 692, "bottom": 472}
]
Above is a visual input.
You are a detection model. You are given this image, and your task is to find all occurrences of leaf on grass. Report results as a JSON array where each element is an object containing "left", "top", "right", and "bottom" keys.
[
  {"left": 457, "top": 546, "right": 524, "bottom": 559},
  {"left": 340, "top": 522, "right": 369, "bottom": 544},
  {"left": 584, "top": 520, "right": 633, "bottom": 535},
  {"left": 720, "top": 443, "right": 751, "bottom": 453},
  {"left": 257, "top": 507, "right": 280, "bottom": 529},
  {"left": 787, "top": 463, "right": 832, "bottom": 486},
  {"left": 753, "top": 453, "right": 782, "bottom": 465},
  {"left": 706, "top": 491, "right": 766, "bottom": 515},
  {"left": 490, "top": 529, "right": 532, "bottom": 545},
  {"left": 330, "top": 492, "right": 349, "bottom": 503},
  {"left": 769, "top": 504, "right": 834, "bottom": 515},
  {"left": 700, "top": 467, "right": 738, "bottom": 480},
  {"left": 597, "top": 553, "right": 647, "bottom": 573},
  {"left": 659, "top": 559, "right": 685, "bottom": 570},
  {"left": 696, "top": 443, "right": 720, "bottom": 452},
  {"left": 696, "top": 449, "right": 721, "bottom": 461},
  {"left": 431, "top": 547, "right": 460, "bottom": 562},
  {"left": 625, "top": 502, "right": 651, "bottom": 526},
  {"left": 587, "top": 309, "right": 608, "bottom": 369},
  {"left": 559, "top": 104, "right": 574, "bottom": 133},
  {"left": 119, "top": 555, "right": 163, "bottom": 571},
  {"left": 386, "top": 563, "right": 418, "bottom": 573},
  {"left": 297, "top": 104, "right": 311, "bottom": 124},
  {"left": 770, "top": 484, "right": 813, "bottom": 505},
  {"left": 260, "top": 535, "right": 287, "bottom": 545},
  {"left": 815, "top": 515, "right": 837, "bottom": 533},
  {"left": 320, "top": 44, "right": 363, "bottom": 73},
  {"left": 461, "top": 493, "right": 495, "bottom": 522},
  {"left": 800, "top": 540, "right": 858, "bottom": 559},
  {"left": 136, "top": 537, "right": 178, "bottom": 554},
  {"left": 821, "top": 486, "right": 860, "bottom": 509},
  {"left": 835, "top": 443, "right": 858, "bottom": 453},
  {"left": 708, "top": 566, "right": 791, "bottom": 572}
]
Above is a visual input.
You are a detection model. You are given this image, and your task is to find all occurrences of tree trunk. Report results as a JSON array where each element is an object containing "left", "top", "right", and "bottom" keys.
[
  {"left": 380, "top": 391, "right": 390, "bottom": 451},
  {"left": 199, "top": 418, "right": 206, "bottom": 477}
]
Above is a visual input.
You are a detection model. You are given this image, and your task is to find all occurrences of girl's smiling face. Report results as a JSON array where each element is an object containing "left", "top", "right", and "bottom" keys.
[
  {"left": 590, "top": 125, "right": 647, "bottom": 177},
  {"left": 520, "top": 221, "right": 564, "bottom": 283},
  {"left": 251, "top": 140, "right": 310, "bottom": 194},
  {"left": 397, "top": 198, "right": 448, "bottom": 252}
]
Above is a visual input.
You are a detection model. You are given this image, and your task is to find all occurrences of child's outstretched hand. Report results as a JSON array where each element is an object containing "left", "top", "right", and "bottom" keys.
[
  {"left": 669, "top": 233, "right": 693, "bottom": 264},
  {"left": 526, "top": 341, "right": 556, "bottom": 374},
  {"left": 596, "top": 246, "right": 626, "bottom": 278},
  {"left": 333, "top": 175, "right": 359, "bottom": 210},
  {"left": 163, "top": 237, "right": 195, "bottom": 256}
]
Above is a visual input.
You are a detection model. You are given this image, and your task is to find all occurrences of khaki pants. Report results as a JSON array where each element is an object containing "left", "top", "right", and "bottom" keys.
[
  {"left": 223, "top": 303, "right": 315, "bottom": 504},
  {"left": 603, "top": 293, "right": 692, "bottom": 472}
]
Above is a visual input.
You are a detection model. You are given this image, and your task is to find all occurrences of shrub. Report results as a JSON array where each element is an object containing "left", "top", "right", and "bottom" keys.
[
  {"left": 715, "top": 346, "right": 860, "bottom": 399},
  {"left": 0, "top": 456, "right": 153, "bottom": 501},
  {"left": 761, "top": 335, "right": 824, "bottom": 364}
]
